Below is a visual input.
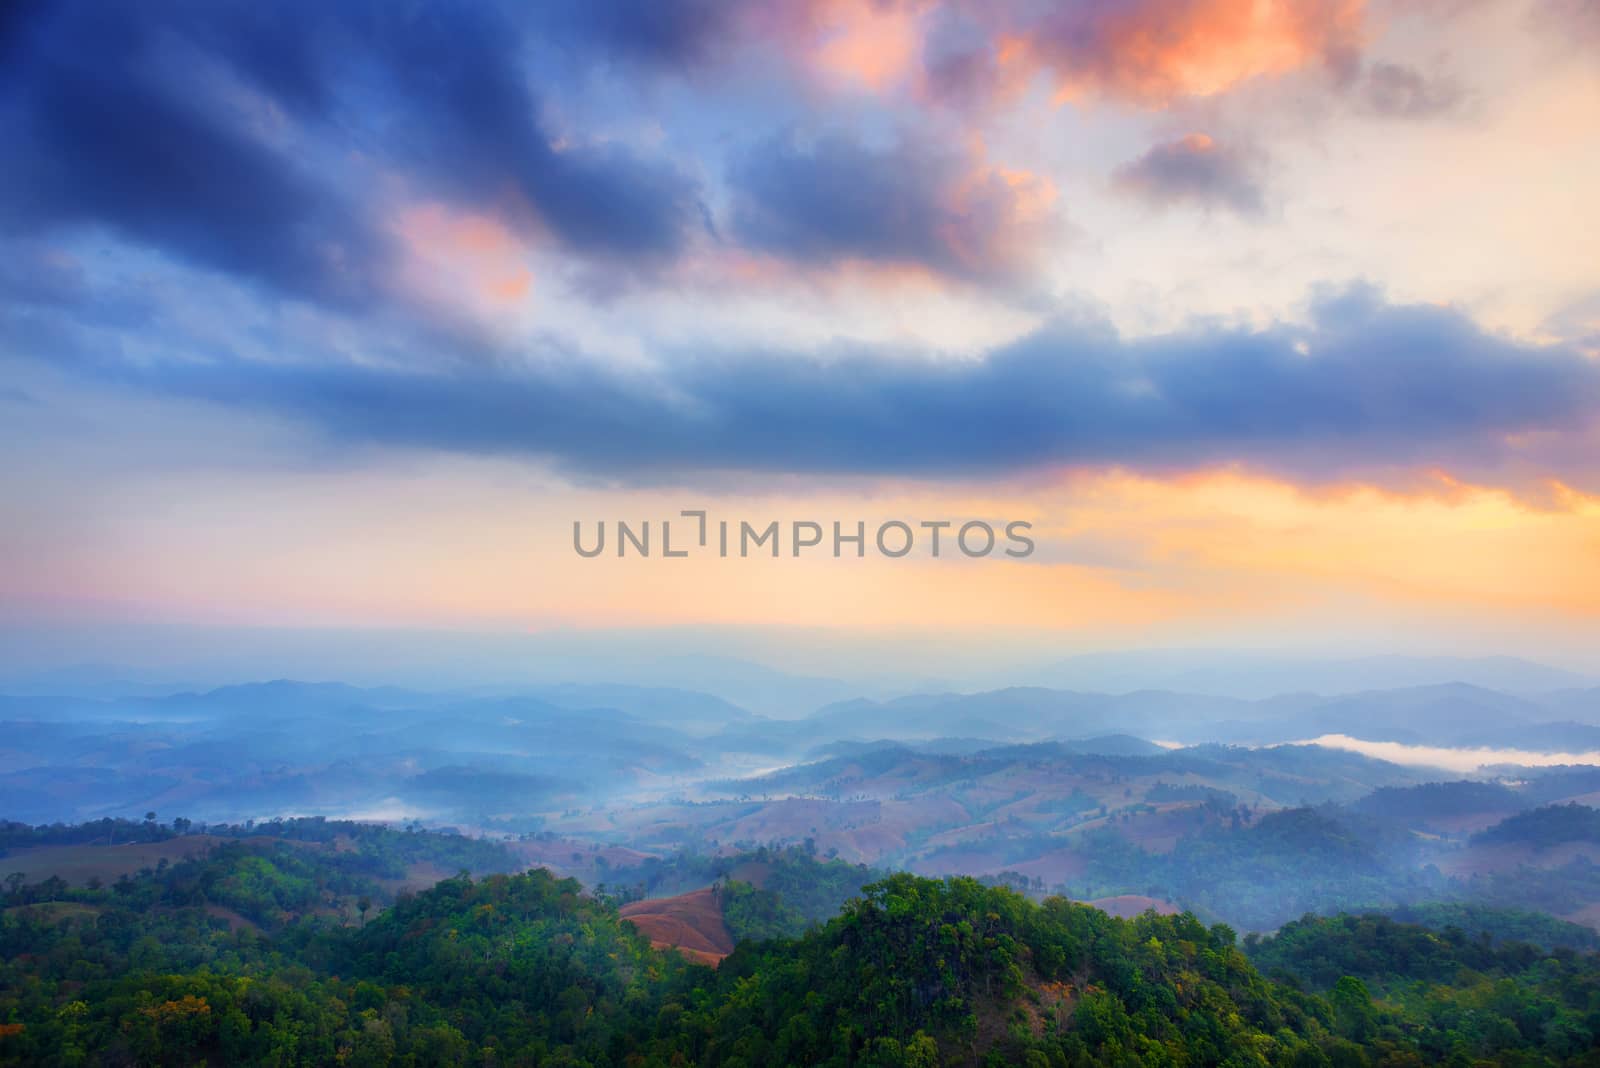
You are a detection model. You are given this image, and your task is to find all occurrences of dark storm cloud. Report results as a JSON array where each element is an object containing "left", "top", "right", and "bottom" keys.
[
  {"left": 0, "top": 5, "right": 387, "bottom": 307},
  {"left": 0, "top": 1, "right": 705, "bottom": 305},
  {"left": 1113, "top": 135, "right": 1264, "bottom": 216},
  {"left": 338, "top": 3, "right": 702, "bottom": 262},
  {"left": 66, "top": 286, "right": 1600, "bottom": 491},
  {"left": 538, "top": 0, "right": 738, "bottom": 69}
]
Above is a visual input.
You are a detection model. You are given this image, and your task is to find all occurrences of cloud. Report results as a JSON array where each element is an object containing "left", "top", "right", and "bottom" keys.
[
  {"left": 534, "top": 0, "right": 1374, "bottom": 111},
  {"left": 0, "top": 2, "right": 705, "bottom": 310},
  {"left": 1300, "top": 734, "right": 1600, "bottom": 773},
  {"left": 1536, "top": 0, "right": 1600, "bottom": 58},
  {"left": 804, "top": 0, "right": 929, "bottom": 91},
  {"left": 1113, "top": 134, "right": 1264, "bottom": 215},
  {"left": 1542, "top": 291, "right": 1600, "bottom": 356},
  {"left": 726, "top": 130, "right": 1057, "bottom": 280},
  {"left": 939, "top": 0, "right": 1367, "bottom": 108},
  {"left": 539, "top": 0, "right": 738, "bottom": 69},
  {"left": 38, "top": 284, "right": 1600, "bottom": 496},
  {"left": 0, "top": 5, "right": 387, "bottom": 308},
  {"left": 1356, "top": 61, "right": 1463, "bottom": 119}
]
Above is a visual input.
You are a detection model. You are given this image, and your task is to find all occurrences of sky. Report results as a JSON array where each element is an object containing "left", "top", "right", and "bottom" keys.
[{"left": 2, "top": 0, "right": 1599, "bottom": 676}]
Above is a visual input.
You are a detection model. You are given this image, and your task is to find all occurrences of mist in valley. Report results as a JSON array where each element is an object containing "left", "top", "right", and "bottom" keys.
[{"left": 7, "top": 647, "right": 1600, "bottom": 937}]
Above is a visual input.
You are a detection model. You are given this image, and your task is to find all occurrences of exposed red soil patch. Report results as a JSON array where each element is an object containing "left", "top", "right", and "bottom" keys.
[{"left": 620, "top": 887, "right": 734, "bottom": 966}]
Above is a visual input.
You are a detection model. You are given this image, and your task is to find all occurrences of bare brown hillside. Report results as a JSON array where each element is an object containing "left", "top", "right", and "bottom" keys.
[{"left": 620, "top": 887, "right": 735, "bottom": 966}]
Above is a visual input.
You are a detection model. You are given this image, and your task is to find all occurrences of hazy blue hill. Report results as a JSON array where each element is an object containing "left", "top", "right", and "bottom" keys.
[
  {"left": 141, "top": 679, "right": 442, "bottom": 718},
  {"left": 0, "top": 661, "right": 197, "bottom": 699},
  {"left": 913, "top": 736, "right": 1014, "bottom": 755},
  {"left": 419, "top": 697, "right": 703, "bottom": 760},
  {"left": 1474, "top": 803, "right": 1600, "bottom": 848},
  {"left": 0, "top": 766, "right": 184, "bottom": 824},
  {"left": 1460, "top": 721, "right": 1600, "bottom": 752},
  {"left": 723, "top": 738, "right": 1431, "bottom": 813},
  {"left": 802, "top": 681, "right": 1564, "bottom": 749},
  {"left": 400, "top": 765, "right": 574, "bottom": 809},
  {"left": 1290, "top": 682, "right": 1540, "bottom": 742},
  {"left": 802, "top": 738, "right": 917, "bottom": 761},
  {"left": 0, "top": 695, "right": 122, "bottom": 721},
  {"left": 1518, "top": 765, "right": 1600, "bottom": 804},
  {"left": 0, "top": 686, "right": 715, "bottom": 825},
  {"left": 806, "top": 687, "right": 1253, "bottom": 744},
  {"left": 1059, "top": 733, "right": 1169, "bottom": 756},
  {"left": 522, "top": 682, "right": 758, "bottom": 732},
  {"left": 1024, "top": 650, "right": 1593, "bottom": 699},
  {"left": 1349, "top": 780, "right": 1523, "bottom": 822},
  {"left": 1169, "top": 743, "right": 1433, "bottom": 803},
  {"left": 593, "top": 652, "right": 859, "bottom": 717},
  {"left": 701, "top": 721, "right": 812, "bottom": 756},
  {"left": 1533, "top": 686, "right": 1600, "bottom": 724}
]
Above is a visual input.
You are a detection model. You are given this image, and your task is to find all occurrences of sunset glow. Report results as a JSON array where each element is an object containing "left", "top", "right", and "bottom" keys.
[{"left": 0, "top": 0, "right": 1596, "bottom": 668}]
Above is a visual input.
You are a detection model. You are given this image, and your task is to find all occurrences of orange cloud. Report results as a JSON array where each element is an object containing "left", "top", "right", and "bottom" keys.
[
  {"left": 771, "top": 0, "right": 1366, "bottom": 108},
  {"left": 991, "top": 0, "right": 1365, "bottom": 107},
  {"left": 809, "top": 0, "right": 929, "bottom": 90}
]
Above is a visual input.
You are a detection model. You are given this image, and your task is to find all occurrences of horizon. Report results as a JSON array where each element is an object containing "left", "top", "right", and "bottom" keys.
[{"left": 3, "top": 625, "right": 1598, "bottom": 702}]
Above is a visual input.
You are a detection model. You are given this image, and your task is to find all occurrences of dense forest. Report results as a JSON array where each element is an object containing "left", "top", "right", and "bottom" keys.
[{"left": 3, "top": 828, "right": 1600, "bottom": 1066}]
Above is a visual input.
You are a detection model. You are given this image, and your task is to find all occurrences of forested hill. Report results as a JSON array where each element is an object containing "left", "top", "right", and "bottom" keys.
[{"left": 4, "top": 839, "right": 1600, "bottom": 1065}]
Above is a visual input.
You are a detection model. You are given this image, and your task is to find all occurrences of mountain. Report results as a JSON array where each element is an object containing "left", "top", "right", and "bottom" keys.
[
  {"left": 1017, "top": 650, "right": 1594, "bottom": 699},
  {"left": 805, "top": 687, "right": 1256, "bottom": 743},
  {"left": 800, "top": 682, "right": 1583, "bottom": 749},
  {"left": 1279, "top": 682, "right": 1543, "bottom": 744},
  {"left": 0, "top": 662, "right": 198, "bottom": 699},
  {"left": 1531, "top": 687, "right": 1600, "bottom": 723},
  {"left": 0, "top": 684, "right": 724, "bottom": 824},
  {"left": 1458, "top": 721, "right": 1600, "bottom": 753},
  {"left": 520, "top": 682, "right": 759, "bottom": 734}
]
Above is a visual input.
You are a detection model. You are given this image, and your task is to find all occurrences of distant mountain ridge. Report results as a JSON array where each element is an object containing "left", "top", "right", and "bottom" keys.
[
  {"left": 802, "top": 680, "right": 1596, "bottom": 750},
  {"left": 3, "top": 673, "right": 1597, "bottom": 829},
  {"left": 1011, "top": 651, "right": 1594, "bottom": 699}
]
